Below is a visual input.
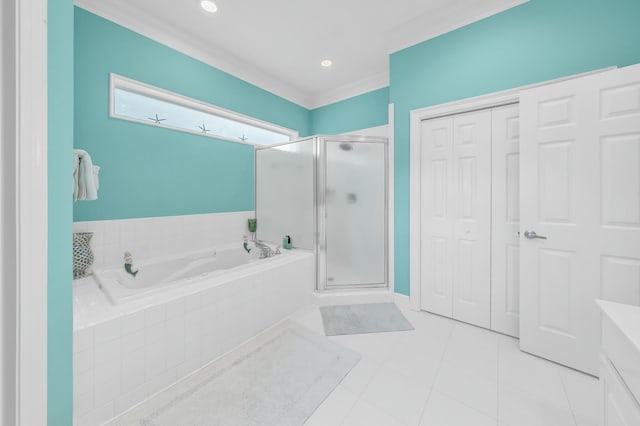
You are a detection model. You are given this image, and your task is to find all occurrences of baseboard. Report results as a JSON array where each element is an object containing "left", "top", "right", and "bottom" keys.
[
  {"left": 393, "top": 293, "right": 411, "bottom": 310},
  {"left": 312, "top": 289, "right": 394, "bottom": 306}
]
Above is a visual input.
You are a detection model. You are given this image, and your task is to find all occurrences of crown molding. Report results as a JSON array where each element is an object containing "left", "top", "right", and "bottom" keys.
[
  {"left": 385, "top": 0, "right": 528, "bottom": 54},
  {"left": 73, "top": 0, "right": 527, "bottom": 111},
  {"left": 74, "top": 0, "right": 315, "bottom": 108},
  {"left": 309, "top": 71, "right": 390, "bottom": 110}
]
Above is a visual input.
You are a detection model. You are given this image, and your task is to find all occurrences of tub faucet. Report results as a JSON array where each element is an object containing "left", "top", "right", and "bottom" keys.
[
  {"left": 253, "top": 240, "right": 273, "bottom": 258},
  {"left": 243, "top": 235, "right": 252, "bottom": 253},
  {"left": 124, "top": 251, "right": 138, "bottom": 277}
]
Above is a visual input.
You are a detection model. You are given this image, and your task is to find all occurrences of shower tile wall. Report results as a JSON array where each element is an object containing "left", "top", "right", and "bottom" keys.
[{"left": 73, "top": 211, "right": 255, "bottom": 270}]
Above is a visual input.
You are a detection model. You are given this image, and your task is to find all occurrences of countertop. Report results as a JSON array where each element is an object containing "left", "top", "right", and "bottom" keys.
[{"left": 596, "top": 299, "right": 640, "bottom": 356}]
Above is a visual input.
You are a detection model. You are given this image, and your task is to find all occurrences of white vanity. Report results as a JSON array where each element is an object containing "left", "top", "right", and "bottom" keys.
[{"left": 597, "top": 300, "right": 640, "bottom": 426}]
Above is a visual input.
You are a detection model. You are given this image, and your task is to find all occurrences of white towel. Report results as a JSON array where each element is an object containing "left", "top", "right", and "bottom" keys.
[
  {"left": 93, "top": 165, "right": 100, "bottom": 192},
  {"left": 73, "top": 152, "right": 80, "bottom": 196},
  {"left": 73, "top": 149, "right": 99, "bottom": 201}
]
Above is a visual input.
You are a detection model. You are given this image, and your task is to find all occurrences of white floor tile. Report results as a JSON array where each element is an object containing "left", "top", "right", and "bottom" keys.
[
  {"left": 361, "top": 363, "right": 432, "bottom": 425},
  {"left": 312, "top": 304, "right": 594, "bottom": 426},
  {"left": 342, "top": 398, "right": 405, "bottom": 426},
  {"left": 401, "top": 310, "right": 455, "bottom": 342},
  {"left": 338, "top": 357, "right": 383, "bottom": 397},
  {"left": 384, "top": 330, "right": 447, "bottom": 379},
  {"left": 304, "top": 385, "right": 359, "bottom": 426},
  {"left": 83, "top": 303, "right": 600, "bottom": 426},
  {"left": 433, "top": 360, "right": 498, "bottom": 418},
  {"left": 498, "top": 338, "right": 568, "bottom": 402},
  {"left": 498, "top": 382, "right": 575, "bottom": 426},
  {"left": 291, "top": 305, "right": 326, "bottom": 336},
  {"left": 329, "top": 331, "right": 402, "bottom": 363},
  {"left": 442, "top": 350, "right": 498, "bottom": 384},
  {"left": 559, "top": 369, "right": 599, "bottom": 426},
  {"left": 437, "top": 326, "right": 499, "bottom": 387},
  {"left": 420, "top": 391, "right": 497, "bottom": 426}
]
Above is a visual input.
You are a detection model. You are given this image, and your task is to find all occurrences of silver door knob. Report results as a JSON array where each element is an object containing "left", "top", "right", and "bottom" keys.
[{"left": 524, "top": 230, "right": 547, "bottom": 240}]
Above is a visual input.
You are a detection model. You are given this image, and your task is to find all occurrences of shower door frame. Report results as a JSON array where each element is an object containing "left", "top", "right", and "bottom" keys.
[
  {"left": 316, "top": 135, "right": 389, "bottom": 292},
  {"left": 254, "top": 135, "right": 390, "bottom": 293}
]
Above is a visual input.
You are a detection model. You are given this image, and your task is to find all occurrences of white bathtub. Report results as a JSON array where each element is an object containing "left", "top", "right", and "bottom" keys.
[
  {"left": 94, "top": 246, "right": 297, "bottom": 305},
  {"left": 75, "top": 246, "right": 314, "bottom": 425}
]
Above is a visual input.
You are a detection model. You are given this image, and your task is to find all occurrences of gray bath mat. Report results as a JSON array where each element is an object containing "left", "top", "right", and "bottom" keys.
[
  {"left": 109, "top": 322, "right": 360, "bottom": 426},
  {"left": 320, "top": 303, "right": 414, "bottom": 336}
]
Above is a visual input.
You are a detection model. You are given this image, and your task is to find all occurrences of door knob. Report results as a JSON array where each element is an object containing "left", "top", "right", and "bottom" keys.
[{"left": 524, "top": 230, "right": 547, "bottom": 240}]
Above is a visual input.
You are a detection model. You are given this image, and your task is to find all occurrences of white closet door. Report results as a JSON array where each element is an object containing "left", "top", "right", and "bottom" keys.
[
  {"left": 520, "top": 64, "right": 640, "bottom": 375},
  {"left": 491, "top": 104, "right": 521, "bottom": 337},
  {"left": 420, "top": 117, "right": 454, "bottom": 317},
  {"left": 451, "top": 111, "right": 492, "bottom": 328}
]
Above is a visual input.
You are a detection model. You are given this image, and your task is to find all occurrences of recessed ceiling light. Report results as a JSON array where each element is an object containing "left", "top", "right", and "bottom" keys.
[
  {"left": 200, "top": 0, "right": 218, "bottom": 13},
  {"left": 320, "top": 59, "right": 333, "bottom": 68}
]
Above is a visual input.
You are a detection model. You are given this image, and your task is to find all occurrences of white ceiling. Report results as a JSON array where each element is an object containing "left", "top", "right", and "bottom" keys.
[{"left": 74, "top": 0, "right": 527, "bottom": 108}]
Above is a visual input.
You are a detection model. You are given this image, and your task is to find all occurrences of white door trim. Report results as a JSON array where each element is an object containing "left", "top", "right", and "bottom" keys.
[
  {"left": 388, "top": 103, "right": 395, "bottom": 295},
  {"left": 490, "top": 104, "right": 522, "bottom": 337},
  {"left": 2, "top": 0, "right": 49, "bottom": 424},
  {"left": 0, "top": 1, "right": 16, "bottom": 422},
  {"left": 409, "top": 67, "right": 615, "bottom": 311}
]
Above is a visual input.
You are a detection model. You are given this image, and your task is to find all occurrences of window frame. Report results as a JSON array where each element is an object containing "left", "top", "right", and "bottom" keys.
[{"left": 109, "top": 73, "right": 299, "bottom": 146}]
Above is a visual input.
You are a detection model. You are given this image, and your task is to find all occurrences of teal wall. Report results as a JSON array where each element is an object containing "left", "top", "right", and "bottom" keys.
[
  {"left": 49, "top": 0, "right": 74, "bottom": 424},
  {"left": 390, "top": 0, "right": 640, "bottom": 295},
  {"left": 310, "top": 87, "right": 389, "bottom": 134},
  {"left": 73, "top": 8, "right": 311, "bottom": 221}
]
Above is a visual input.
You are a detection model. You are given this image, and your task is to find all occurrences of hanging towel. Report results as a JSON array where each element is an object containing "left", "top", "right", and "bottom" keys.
[
  {"left": 73, "top": 149, "right": 99, "bottom": 201},
  {"left": 93, "top": 165, "right": 100, "bottom": 192},
  {"left": 73, "top": 151, "right": 80, "bottom": 196}
]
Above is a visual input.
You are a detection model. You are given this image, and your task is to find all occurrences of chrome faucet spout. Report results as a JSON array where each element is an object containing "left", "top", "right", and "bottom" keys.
[{"left": 253, "top": 240, "right": 273, "bottom": 258}]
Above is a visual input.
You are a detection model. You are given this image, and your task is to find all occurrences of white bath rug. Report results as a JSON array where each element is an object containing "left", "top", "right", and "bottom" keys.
[
  {"left": 108, "top": 321, "right": 360, "bottom": 426},
  {"left": 320, "top": 303, "right": 414, "bottom": 336}
]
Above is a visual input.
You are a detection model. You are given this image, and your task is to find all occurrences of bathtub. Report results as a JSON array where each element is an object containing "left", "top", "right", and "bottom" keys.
[
  {"left": 76, "top": 245, "right": 314, "bottom": 425},
  {"left": 95, "top": 245, "right": 300, "bottom": 305}
]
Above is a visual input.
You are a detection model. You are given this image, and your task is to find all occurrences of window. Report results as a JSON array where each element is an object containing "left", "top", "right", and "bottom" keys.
[{"left": 110, "top": 73, "right": 298, "bottom": 146}]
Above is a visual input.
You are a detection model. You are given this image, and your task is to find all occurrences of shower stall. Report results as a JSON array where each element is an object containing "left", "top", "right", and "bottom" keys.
[{"left": 255, "top": 135, "right": 388, "bottom": 292}]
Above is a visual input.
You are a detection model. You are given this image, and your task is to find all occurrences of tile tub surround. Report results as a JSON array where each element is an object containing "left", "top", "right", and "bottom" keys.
[
  {"left": 72, "top": 250, "right": 314, "bottom": 425},
  {"left": 72, "top": 211, "right": 255, "bottom": 271}
]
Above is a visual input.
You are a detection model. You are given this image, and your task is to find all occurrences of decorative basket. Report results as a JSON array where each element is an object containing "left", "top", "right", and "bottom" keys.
[{"left": 73, "top": 232, "right": 95, "bottom": 279}]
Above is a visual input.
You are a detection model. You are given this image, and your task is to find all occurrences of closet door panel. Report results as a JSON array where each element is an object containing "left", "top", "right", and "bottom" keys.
[
  {"left": 491, "top": 104, "right": 521, "bottom": 337},
  {"left": 420, "top": 117, "right": 454, "bottom": 317},
  {"left": 520, "top": 64, "right": 640, "bottom": 375},
  {"left": 451, "top": 111, "right": 492, "bottom": 328}
]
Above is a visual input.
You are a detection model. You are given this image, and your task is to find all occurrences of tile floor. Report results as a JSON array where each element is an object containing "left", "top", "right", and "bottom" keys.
[{"left": 289, "top": 302, "right": 599, "bottom": 426}]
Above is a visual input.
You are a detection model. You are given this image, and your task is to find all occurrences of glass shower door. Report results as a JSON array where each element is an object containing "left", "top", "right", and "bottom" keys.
[{"left": 321, "top": 138, "right": 387, "bottom": 290}]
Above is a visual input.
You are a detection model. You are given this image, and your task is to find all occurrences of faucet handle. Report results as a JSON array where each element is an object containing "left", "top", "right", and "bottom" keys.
[{"left": 275, "top": 246, "right": 281, "bottom": 254}]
